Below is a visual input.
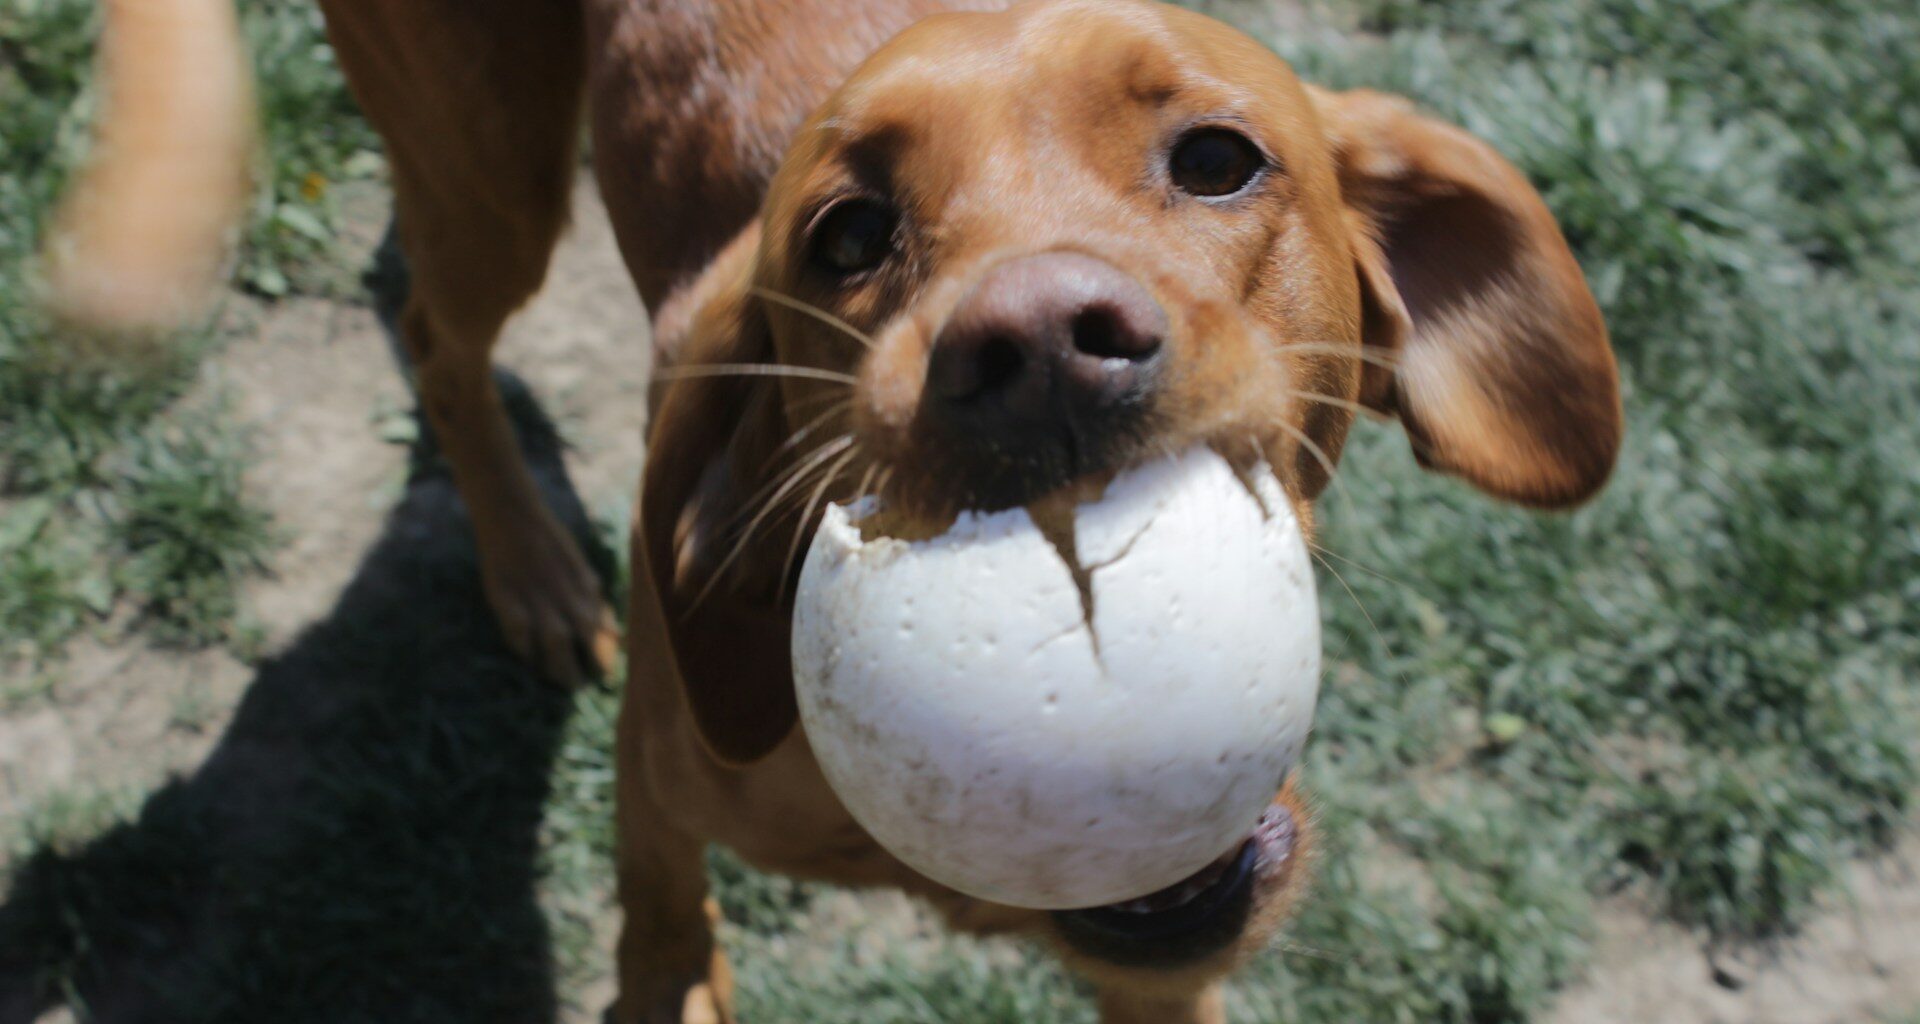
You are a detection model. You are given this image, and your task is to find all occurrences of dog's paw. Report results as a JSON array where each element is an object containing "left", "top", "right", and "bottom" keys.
[{"left": 476, "top": 506, "right": 620, "bottom": 686}]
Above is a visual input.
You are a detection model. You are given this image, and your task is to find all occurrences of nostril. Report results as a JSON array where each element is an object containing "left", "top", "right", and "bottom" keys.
[
  {"left": 1071, "top": 306, "right": 1160, "bottom": 362},
  {"left": 971, "top": 336, "right": 1025, "bottom": 399}
]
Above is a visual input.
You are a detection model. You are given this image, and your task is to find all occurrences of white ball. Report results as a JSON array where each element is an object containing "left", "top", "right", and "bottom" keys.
[{"left": 791, "top": 445, "right": 1320, "bottom": 910}]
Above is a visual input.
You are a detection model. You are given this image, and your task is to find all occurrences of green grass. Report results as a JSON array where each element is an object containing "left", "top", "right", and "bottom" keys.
[
  {"left": 1291, "top": 0, "right": 1920, "bottom": 930},
  {"left": 3, "top": 0, "right": 1918, "bottom": 1021},
  {"left": 231, "top": 0, "right": 383, "bottom": 298}
]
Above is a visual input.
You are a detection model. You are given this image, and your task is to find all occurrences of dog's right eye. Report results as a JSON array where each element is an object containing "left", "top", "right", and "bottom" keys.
[
  {"left": 811, "top": 199, "right": 896, "bottom": 275},
  {"left": 1170, "top": 128, "right": 1263, "bottom": 198}
]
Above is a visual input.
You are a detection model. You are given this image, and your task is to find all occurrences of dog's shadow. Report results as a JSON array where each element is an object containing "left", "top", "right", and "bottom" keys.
[{"left": 0, "top": 370, "right": 612, "bottom": 1024}]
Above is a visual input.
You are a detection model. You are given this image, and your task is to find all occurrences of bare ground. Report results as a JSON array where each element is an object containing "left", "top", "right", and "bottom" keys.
[{"left": 4, "top": 177, "right": 1917, "bottom": 1024}]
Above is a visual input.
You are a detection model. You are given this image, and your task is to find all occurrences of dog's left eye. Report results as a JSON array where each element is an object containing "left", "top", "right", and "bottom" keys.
[
  {"left": 811, "top": 199, "right": 896, "bottom": 275},
  {"left": 1170, "top": 129, "right": 1263, "bottom": 198}
]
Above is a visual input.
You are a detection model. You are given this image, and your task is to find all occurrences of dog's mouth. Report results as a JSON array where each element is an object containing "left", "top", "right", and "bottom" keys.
[{"left": 1051, "top": 801, "right": 1297, "bottom": 966}]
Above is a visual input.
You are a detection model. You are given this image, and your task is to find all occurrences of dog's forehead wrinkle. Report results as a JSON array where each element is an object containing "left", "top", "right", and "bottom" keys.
[
  {"left": 1011, "top": 0, "right": 1273, "bottom": 109},
  {"left": 852, "top": 2, "right": 1247, "bottom": 139},
  {"left": 823, "top": 115, "right": 915, "bottom": 160}
]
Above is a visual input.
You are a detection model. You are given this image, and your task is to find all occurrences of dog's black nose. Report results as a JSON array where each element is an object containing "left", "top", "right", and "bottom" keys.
[{"left": 926, "top": 252, "right": 1166, "bottom": 429}]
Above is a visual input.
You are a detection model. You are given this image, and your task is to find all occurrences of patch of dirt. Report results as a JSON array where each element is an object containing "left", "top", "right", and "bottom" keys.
[
  {"left": 0, "top": 640, "right": 247, "bottom": 820},
  {"left": 231, "top": 174, "right": 649, "bottom": 656},
  {"left": 1, "top": 177, "right": 647, "bottom": 834},
  {"left": 1549, "top": 837, "right": 1920, "bottom": 1024}
]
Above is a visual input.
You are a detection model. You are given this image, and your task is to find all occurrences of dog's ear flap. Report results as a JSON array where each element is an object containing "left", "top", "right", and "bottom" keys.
[
  {"left": 635, "top": 225, "right": 798, "bottom": 766},
  {"left": 1313, "top": 87, "right": 1622, "bottom": 508}
]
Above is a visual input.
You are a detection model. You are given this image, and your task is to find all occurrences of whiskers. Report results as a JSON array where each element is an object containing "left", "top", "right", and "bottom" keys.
[
  {"left": 655, "top": 291, "right": 885, "bottom": 614},
  {"left": 1280, "top": 388, "right": 1374, "bottom": 418},
  {"left": 1270, "top": 338, "right": 1399, "bottom": 420},
  {"left": 686, "top": 433, "right": 853, "bottom": 613},
  {"left": 653, "top": 285, "right": 876, "bottom": 388},
  {"left": 651, "top": 362, "right": 859, "bottom": 386},
  {"left": 782, "top": 444, "right": 862, "bottom": 588},
  {"left": 1267, "top": 420, "right": 1342, "bottom": 495},
  {"left": 1237, "top": 332, "right": 1427, "bottom": 712},
  {"left": 1280, "top": 340, "right": 1403, "bottom": 372},
  {"left": 685, "top": 416, "right": 891, "bottom": 615},
  {"left": 750, "top": 286, "right": 877, "bottom": 350}
]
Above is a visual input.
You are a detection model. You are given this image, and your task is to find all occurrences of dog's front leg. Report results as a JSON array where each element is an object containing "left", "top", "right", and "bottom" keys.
[
  {"left": 1095, "top": 985, "right": 1227, "bottom": 1024},
  {"left": 610, "top": 807, "right": 735, "bottom": 1024}
]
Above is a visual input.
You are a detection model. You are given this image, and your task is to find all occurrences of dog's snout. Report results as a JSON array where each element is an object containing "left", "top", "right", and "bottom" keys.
[{"left": 926, "top": 253, "right": 1166, "bottom": 424}]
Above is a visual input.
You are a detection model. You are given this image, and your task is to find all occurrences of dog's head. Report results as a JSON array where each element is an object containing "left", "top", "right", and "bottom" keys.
[{"left": 637, "top": 0, "right": 1618, "bottom": 990}]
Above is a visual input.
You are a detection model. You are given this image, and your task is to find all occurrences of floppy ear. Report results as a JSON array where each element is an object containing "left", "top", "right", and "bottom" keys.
[
  {"left": 1313, "top": 87, "right": 1622, "bottom": 508},
  {"left": 636, "top": 225, "right": 799, "bottom": 766}
]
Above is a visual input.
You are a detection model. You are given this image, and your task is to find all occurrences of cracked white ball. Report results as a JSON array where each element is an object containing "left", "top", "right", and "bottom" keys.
[{"left": 791, "top": 445, "right": 1321, "bottom": 910}]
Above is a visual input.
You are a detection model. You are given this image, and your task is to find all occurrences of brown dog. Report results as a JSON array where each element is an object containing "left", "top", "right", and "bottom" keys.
[
  {"left": 595, "top": 1, "right": 1618, "bottom": 1020},
  {"left": 66, "top": 0, "right": 1620, "bottom": 1020}
]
